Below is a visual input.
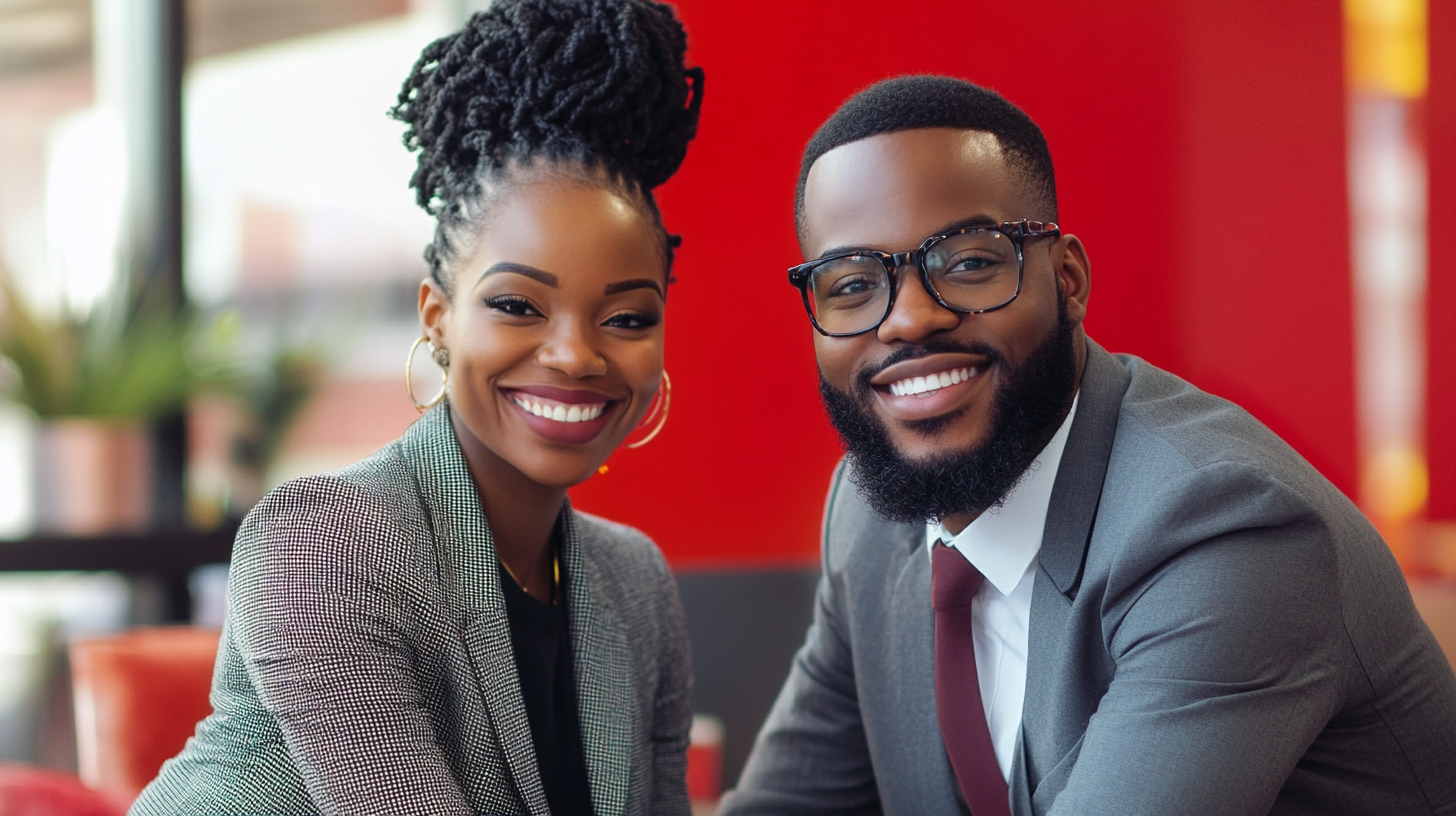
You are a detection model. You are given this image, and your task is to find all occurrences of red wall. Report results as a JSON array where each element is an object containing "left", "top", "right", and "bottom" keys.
[{"left": 571, "top": 0, "right": 1445, "bottom": 567}]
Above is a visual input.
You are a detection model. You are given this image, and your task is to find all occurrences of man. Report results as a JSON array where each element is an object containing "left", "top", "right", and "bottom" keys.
[{"left": 718, "top": 76, "right": 1456, "bottom": 816}]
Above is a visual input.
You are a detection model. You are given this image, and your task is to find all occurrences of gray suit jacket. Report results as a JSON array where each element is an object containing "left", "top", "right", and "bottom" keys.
[
  {"left": 131, "top": 405, "right": 692, "bottom": 816},
  {"left": 721, "top": 341, "right": 1456, "bottom": 816}
]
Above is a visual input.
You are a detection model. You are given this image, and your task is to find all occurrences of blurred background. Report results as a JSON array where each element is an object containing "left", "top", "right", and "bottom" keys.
[{"left": 0, "top": 0, "right": 1451, "bottom": 811}]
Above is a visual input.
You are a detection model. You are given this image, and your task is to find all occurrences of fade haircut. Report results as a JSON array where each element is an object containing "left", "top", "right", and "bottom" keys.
[
  {"left": 391, "top": 0, "right": 704, "bottom": 292},
  {"left": 795, "top": 75, "right": 1056, "bottom": 234}
]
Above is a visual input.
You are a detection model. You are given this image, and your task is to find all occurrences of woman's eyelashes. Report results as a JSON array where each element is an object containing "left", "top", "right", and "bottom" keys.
[
  {"left": 483, "top": 293, "right": 659, "bottom": 330},
  {"left": 484, "top": 294, "right": 540, "bottom": 317},
  {"left": 603, "top": 310, "right": 660, "bottom": 330}
]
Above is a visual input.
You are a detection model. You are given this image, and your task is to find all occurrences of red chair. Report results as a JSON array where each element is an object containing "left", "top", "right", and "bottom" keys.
[
  {"left": 0, "top": 763, "right": 127, "bottom": 816},
  {"left": 69, "top": 627, "right": 221, "bottom": 806}
]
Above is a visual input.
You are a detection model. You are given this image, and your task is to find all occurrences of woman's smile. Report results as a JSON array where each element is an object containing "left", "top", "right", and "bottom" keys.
[{"left": 503, "top": 384, "right": 620, "bottom": 445}]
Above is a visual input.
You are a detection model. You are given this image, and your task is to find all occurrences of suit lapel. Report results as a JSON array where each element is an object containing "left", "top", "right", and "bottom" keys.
[
  {"left": 1035, "top": 340, "right": 1127, "bottom": 598},
  {"left": 887, "top": 524, "right": 967, "bottom": 814},
  {"left": 403, "top": 406, "right": 550, "bottom": 816},
  {"left": 1012, "top": 340, "right": 1129, "bottom": 813},
  {"left": 462, "top": 615, "right": 550, "bottom": 816},
  {"left": 562, "top": 507, "right": 637, "bottom": 816}
]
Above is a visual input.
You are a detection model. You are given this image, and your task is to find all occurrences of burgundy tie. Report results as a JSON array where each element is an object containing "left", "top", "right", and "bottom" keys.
[{"left": 932, "top": 543, "right": 1011, "bottom": 816}]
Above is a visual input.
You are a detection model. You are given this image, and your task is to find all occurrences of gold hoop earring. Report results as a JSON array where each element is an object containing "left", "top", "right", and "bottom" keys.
[
  {"left": 626, "top": 370, "right": 670, "bottom": 449},
  {"left": 406, "top": 336, "right": 448, "bottom": 413}
]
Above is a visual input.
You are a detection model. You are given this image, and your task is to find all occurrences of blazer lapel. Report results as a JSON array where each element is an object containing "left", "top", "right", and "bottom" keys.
[
  {"left": 561, "top": 506, "right": 637, "bottom": 816},
  {"left": 403, "top": 406, "right": 551, "bottom": 816},
  {"left": 1012, "top": 339, "right": 1129, "bottom": 814},
  {"left": 887, "top": 524, "right": 967, "bottom": 814}
]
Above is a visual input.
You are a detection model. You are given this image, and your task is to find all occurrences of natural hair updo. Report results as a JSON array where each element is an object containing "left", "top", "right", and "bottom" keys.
[{"left": 391, "top": 0, "right": 704, "bottom": 292}]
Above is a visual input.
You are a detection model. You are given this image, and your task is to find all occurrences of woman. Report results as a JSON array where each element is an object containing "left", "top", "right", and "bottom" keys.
[{"left": 130, "top": 1, "right": 703, "bottom": 814}]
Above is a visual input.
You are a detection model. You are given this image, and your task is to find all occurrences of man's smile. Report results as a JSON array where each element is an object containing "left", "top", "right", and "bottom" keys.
[
  {"left": 866, "top": 352, "right": 992, "bottom": 423},
  {"left": 887, "top": 366, "right": 977, "bottom": 397}
]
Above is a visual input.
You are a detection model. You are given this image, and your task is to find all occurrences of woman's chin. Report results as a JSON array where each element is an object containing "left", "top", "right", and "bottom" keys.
[{"left": 506, "top": 446, "right": 617, "bottom": 490}]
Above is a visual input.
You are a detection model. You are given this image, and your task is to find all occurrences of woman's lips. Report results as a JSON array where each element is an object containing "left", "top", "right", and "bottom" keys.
[
  {"left": 503, "top": 387, "right": 615, "bottom": 445},
  {"left": 512, "top": 394, "right": 606, "bottom": 423}
]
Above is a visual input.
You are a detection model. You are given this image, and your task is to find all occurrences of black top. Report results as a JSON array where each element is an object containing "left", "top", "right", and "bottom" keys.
[{"left": 499, "top": 553, "right": 594, "bottom": 815}]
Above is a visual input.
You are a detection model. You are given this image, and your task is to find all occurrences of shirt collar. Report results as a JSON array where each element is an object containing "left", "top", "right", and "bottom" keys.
[{"left": 926, "top": 392, "right": 1080, "bottom": 595}]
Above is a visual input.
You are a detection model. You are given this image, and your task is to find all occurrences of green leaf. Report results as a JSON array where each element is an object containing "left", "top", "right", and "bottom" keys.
[{"left": 0, "top": 265, "right": 240, "bottom": 420}]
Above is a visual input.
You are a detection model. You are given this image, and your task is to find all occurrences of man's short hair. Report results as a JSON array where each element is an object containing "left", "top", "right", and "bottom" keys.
[{"left": 796, "top": 75, "right": 1058, "bottom": 233}]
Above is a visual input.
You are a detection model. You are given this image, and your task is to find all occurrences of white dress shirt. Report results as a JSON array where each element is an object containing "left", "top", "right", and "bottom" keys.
[{"left": 926, "top": 394, "right": 1079, "bottom": 782}]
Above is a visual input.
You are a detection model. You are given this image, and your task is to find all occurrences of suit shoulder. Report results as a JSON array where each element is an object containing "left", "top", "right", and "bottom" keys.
[
  {"left": 236, "top": 439, "right": 426, "bottom": 570},
  {"left": 248, "top": 438, "right": 415, "bottom": 521},
  {"left": 573, "top": 510, "right": 670, "bottom": 578},
  {"left": 1095, "top": 355, "right": 1366, "bottom": 557},
  {"left": 822, "top": 456, "right": 917, "bottom": 574},
  {"left": 1110, "top": 355, "right": 1332, "bottom": 493}
]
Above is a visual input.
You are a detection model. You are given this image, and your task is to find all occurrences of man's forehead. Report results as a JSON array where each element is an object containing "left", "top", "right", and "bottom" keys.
[{"left": 801, "top": 128, "right": 1018, "bottom": 254}]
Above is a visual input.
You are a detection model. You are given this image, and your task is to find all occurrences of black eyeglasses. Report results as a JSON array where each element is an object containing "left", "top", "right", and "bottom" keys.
[{"left": 787, "top": 219, "right": 1060, "bottom": 337}]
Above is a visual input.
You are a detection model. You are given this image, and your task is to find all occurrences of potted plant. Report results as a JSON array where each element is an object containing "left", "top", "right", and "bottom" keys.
[{"left": 0, "top": 267, "right": 234, "bottom": 534}]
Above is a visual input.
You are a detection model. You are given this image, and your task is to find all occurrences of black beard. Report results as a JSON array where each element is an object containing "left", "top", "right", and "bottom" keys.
[{"left": 818, "top": 304, "right": 1079, "bottom": 525}]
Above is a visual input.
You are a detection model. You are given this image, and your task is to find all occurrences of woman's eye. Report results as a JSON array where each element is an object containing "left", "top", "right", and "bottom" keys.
[
  {"left": 604, "top": 311, "right": 659, "bottom": 330},
  {"left": 485, "top": 295, "right": 540, "bottom": 317}
]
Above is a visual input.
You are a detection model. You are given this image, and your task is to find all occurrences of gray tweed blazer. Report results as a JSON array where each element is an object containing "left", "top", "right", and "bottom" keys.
[{"left": 130, "top": 405, "right": 692, "bottom": 816}]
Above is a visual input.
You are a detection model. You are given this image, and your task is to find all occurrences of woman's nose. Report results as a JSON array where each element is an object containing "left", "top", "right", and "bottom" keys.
[{"left": 537, "top": 323, "right": 608, "bottom": 378}]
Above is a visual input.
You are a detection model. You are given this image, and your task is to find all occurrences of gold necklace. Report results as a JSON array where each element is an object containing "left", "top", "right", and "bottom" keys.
[{"left": 499, "top": 548, "right": 561, "bottom": 605}]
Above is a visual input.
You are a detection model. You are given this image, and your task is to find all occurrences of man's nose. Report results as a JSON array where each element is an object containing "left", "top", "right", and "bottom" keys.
[
  {"left": 537, "top": 322, "right": 608, "bottom": 378},
  {"left": 875, "top": 263, "right": 960, "bottom": 345}
]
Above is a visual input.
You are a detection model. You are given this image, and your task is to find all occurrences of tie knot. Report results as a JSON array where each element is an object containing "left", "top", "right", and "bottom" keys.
[{"left": 932, "top": 543, "right": 984, "bottom": 610}]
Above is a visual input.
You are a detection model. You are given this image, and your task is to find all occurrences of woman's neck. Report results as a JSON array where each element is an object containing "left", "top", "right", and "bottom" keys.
[{"left": 450, "top": 408, "right": 564, "bottom": 602}]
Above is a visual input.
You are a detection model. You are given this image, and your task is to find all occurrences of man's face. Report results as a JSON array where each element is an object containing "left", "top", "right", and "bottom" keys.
[{"left": 801, "top": 127, "right": 1090, "bottom": 524}]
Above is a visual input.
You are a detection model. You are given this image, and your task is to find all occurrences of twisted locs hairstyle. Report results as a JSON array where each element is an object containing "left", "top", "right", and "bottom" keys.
[{"left": 390, "top": 0, "right": 704, "bottom": 293}]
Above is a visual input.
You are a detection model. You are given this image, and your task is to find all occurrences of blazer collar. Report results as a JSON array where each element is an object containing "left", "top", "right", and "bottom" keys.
[
  {"left": 401, "top": 404, "right": 502, "bottom": 616},
  {"left": 563, "top": 514, "right": 636, "bottom": 816},
  {"left": 1037, "top": 339, "right": 1129, "bottom": 598},
  {"left": 401, "top": 405, "right": 633, "bottom": 816}
]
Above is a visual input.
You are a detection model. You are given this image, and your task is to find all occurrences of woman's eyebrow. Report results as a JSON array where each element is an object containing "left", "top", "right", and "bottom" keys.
[
  {"left": 604, "top": 278, "right": 664, "bottom": 297},
  {"left": 477, "top": 262, "right": 558, "bottom": 287}
]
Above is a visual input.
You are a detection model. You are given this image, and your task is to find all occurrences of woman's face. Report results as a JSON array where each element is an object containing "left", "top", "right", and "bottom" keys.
[{"left": 419, "top": 177, "right": 667, "bottom": 488}]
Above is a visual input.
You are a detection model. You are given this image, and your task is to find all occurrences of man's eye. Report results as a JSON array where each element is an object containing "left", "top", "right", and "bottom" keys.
[
  {"left": 939, "top": 255, "right": 1008, "bottom": 284},
  {"left": 604, "top": 311, "right": 659, "bottom": 330},
  {"left": 485, "top": 295, "right": 539, "bottom": 317},
  {"left": 826, "top": 274, "right": 882, "bottom": 299},
  {"left": 946, "top": 255, "right": 995, "bottom": 273}
]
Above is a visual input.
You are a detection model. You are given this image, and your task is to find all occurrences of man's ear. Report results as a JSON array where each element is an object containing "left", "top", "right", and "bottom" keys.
[
  {"left": 418, "top": 278, "right": 452, "bottom": 349},
  {"left": 1052, "top": 233, "right": 1090, "bottom": 326}
]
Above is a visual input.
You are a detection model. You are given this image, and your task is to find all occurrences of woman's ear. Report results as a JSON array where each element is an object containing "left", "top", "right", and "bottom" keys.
[{"left": 418, "top": 278, "right": 452, "bottom": 349}]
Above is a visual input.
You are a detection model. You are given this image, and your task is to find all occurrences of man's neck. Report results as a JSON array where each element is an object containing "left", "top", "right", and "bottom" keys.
[{"left": 935, "top": 391, "right": 1081, "bottom": 538}]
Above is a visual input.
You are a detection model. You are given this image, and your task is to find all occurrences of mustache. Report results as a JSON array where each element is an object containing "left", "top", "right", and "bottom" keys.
[{"left": 853, "top": 340, "right": 1007, "bottom": 393}]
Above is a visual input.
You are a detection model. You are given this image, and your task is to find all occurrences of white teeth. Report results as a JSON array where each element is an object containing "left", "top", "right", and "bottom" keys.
[
  {"left": 512, "top": 395, "right": 606, "bottom": 423},
  {"left": 888, "top": 367, "right": 976, "bottom": 398}
]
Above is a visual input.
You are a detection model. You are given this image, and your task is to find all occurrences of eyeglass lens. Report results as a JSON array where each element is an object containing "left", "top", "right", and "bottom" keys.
[{"left": 806, "top": 229, "right": 1020, "bottom": 335}]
